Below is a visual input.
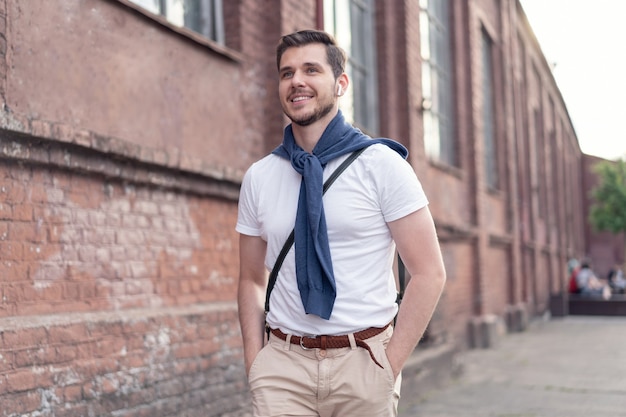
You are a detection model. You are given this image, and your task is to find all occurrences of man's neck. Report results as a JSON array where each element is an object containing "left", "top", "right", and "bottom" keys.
[{"left": 291, "top": 109, "right": 338, "bottom": 153}]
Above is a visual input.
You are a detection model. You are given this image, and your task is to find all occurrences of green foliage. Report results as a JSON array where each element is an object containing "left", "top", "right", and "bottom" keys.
[{"left": 589, "top": 158, "right": 626, "bottom": 234}]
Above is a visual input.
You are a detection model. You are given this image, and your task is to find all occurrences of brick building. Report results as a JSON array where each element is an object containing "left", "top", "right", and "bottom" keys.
[{"left": 0, "top": 0, "right": 619, "bottom": 415}]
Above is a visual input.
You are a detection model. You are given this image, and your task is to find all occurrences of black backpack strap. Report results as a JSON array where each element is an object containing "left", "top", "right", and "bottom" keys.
[
  {"left": 264, "top": 147, "right": 368, "bottom": 336},
  {"left": 396, "top": 253, "right": 406, "bottom": 306}
]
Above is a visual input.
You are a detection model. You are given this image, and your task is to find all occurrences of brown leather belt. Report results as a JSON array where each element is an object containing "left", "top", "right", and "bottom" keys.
[{"left": 270, "top": 323, "right": 391, "bottom": 368}]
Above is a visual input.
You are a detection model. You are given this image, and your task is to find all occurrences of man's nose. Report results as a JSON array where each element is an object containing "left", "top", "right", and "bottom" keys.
[{"left": 291, "top": 71, "right": 305, "bottom": 87}]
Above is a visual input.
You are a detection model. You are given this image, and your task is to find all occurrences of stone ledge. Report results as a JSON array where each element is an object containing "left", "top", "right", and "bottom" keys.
[
  {"left": 0, "top": 301, "right": 237, "bottom": 331},
  {"left": 0, "top": 107, "right": 245, "bottom": 183},
  {"left": 399, "top": 342, "right": 461, "bottom": 412},
  {"left": 0, "top": 129, "right": 241, "bottom": 201}
]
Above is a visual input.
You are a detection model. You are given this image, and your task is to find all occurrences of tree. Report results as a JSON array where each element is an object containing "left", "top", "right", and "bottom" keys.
[{"left": 589, "top": 158, "right": 626, "bottom": 263}]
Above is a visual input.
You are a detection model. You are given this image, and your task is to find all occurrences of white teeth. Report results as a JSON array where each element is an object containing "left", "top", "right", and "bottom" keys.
[{"left": 292, "top": 96, "right": 310, "bottom": 102}]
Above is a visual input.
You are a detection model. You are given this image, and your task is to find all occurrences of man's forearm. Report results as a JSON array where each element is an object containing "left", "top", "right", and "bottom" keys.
[
  {"left": 238, "top": 279, "right": 266, "bottom": 374},
  {"left": 385, "top": 270, "right": 445, "bottom": 378}
]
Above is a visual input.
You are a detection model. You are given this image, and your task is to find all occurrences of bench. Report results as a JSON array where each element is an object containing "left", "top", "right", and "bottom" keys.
[{"left": 568, "top": 294, "right": 626, "bottom": 316}]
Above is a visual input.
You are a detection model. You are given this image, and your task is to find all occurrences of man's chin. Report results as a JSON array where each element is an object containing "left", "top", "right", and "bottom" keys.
[
  {"left": 284, "top": 110, "right": 316, "bottom": 127},
  {"left": 285, "top": 105, "right": 334, "bottom": 127}
]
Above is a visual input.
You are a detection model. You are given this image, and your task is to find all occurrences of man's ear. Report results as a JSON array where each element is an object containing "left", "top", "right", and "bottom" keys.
[{"left": 337, "top": 73, "right": 349, "bottom": 96}]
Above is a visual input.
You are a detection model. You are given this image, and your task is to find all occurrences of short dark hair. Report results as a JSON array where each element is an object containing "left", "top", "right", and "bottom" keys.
[{"left": 276, "top": 30, "right": 346, "bottom": 79}]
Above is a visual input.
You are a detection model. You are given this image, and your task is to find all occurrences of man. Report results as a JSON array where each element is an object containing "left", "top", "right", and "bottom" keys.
[
  {"left": 607, "top": 264, "right": 626, "bottom": 294},
  {"left": 237, "top": 29, "right": 446, "bottom": 417},
  {"left": 576, "top": 259, "right": 611, "bottom": 299}
]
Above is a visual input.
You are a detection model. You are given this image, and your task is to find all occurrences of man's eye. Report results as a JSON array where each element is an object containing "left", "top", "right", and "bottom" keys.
[
  {"left": 282, "top": 72, "right": 293, "bottom": 78},
  {"left": 307, "top": 68, "right": 318, "bottom": 73}
]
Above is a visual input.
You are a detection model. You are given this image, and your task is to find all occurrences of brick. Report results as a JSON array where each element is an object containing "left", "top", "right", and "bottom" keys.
[
  {"left": 78, "top": 281, "right": 97, "bottom": 299},
  {"left": 0, "top": 261, "right": 28, "bottom": 282},
  {"left": 62, "top": 383, "right": 82, "bottom": 402},
  {"left": 0, "top": 203, "right": 11, "bottom": 220},
  {"left": 53, "top": 403, "right": 90, "bottom": 417},
  {"left": 2, "top": 327, "right": 48, "bottom": 349},
  {"left": 8, "top": 221, "right": 42, "bottom": 243},
  {"left": 75, "top": 358, "right": 119, "bottom": 380},
  {"left": 0, "top": 391, "right": 41, "bottom": 414},
  {"left": 0, "top": 350, "right": 12, "bottom": 373},
  {"left": 0, "top": 241, "right": 23, "bottom": 261},
  {"left": 6, "top": 369, "right": 37, "bottom": 392},
  {"left": 93, "top": 337, "right": 126, "bottom": 358},
  {"left": 0, "top": 219, "right": 10, "bottom": 240},
  {"left": 100, "top": 375, "right": 118, "bottom": 395},
  {"left": 120, "top": 352, "right": 145, "bottom": 369},
  {"left": 29, "top": 262, "right": 64, "bottom": 281},
  {"left": 4, "top": 183, "right": 26, "bottom": 204},
  {"left": 48, "top": 324, "right": 88, "bottom": 345},
  {"left": 88, "top": 321, "right": 124, "bottom": 338},
  {"left": 13, "top": 346, "right": 54, "bottom": 367},
  {"left": 11, "top": 203, "right": 33, "bottom": 221},
  {"left": 62, "top": 282, "right": 80, "bottom": 299}
]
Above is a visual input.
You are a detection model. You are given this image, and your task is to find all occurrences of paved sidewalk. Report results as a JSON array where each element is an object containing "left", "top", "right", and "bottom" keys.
[{"left": 399, "top": 316, "right": 626, "bottom": 417}]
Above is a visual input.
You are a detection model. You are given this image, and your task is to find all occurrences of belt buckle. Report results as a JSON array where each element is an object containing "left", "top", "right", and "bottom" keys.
[{"left": 299, "top": 335, "right": 316, "bottom": 350}]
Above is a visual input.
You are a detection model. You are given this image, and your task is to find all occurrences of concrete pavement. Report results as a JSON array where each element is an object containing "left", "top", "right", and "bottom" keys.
[{"left": 399, "top": 315, "right": 626, "bottom": 417}]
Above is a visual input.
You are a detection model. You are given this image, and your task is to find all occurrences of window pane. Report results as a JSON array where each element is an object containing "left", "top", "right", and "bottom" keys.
[
  {"left": 324, "top": 0, "right": 379, "bottom": 134},
  {"left": 420, "top": 0, "right": 456, "bottom": 165},
  {"left": 481, "top": 29, "right": 498, "bottom": 189},
  {"left": 129, "top": 0, "right": 224, "bottom": 44},
  {"left": 131, "top": 0, "right": 161, "bottom": 14}
]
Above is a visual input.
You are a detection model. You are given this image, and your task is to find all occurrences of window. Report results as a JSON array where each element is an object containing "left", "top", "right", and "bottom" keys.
[
  {"left": 130, "top": 0, "right": 224, "bottom": 44},
  {"left": 481, "top": 28, "right": 498, "bottom": 189},
  {"left": 324, "top": 0, "right": 379, "bottom": 134},
  {"left": 420, "top": 0, "right": 456, "bottom": 166}
]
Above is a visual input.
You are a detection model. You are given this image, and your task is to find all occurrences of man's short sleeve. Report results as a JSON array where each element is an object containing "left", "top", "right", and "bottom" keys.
[{"left": 236, "top": 165, "right": 262, "bottom": 237}]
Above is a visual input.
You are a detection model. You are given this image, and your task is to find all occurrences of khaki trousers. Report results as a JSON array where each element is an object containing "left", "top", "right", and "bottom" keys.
[{"left": 248, "top": 325, "right": 401, "bottom": 417}]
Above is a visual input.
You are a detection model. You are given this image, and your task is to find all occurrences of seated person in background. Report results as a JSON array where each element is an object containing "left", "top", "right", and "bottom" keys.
[
  {"left": 607, "top": 264, "right": 626, "bottom": 294},
  {"left": 576, "top": 260, "right": 611, "bottom": 300},
  {"left": 568, "top": 259, "right": 581, "bottom": 294}
]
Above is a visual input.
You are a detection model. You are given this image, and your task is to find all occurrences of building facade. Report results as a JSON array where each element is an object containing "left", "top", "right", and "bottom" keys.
[{"left": 0, "top": 0, "right": 608, "bottom": 415}]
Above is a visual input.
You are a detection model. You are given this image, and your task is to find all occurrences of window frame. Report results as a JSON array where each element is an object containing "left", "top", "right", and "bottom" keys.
[
  {"left": 481, "top": 27, "right": 499, "bottom": 190},
  {"left": 420, "top": 0, "right": 457, "bottom": 167},
  {"left": 119, "top": 0, "right": 239, "bottom": 61},
  {"left": 323, "top": 0, "right": 380, "bottom": 135}
]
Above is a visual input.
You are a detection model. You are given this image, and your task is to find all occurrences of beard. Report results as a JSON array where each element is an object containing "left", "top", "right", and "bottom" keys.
[{"left": 283, "top": 91, "right": 336, "bottom": 127}]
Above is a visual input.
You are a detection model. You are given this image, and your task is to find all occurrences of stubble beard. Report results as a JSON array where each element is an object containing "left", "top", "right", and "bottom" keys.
[{"left": 283, "top": 91, "right": 336, "bottom": 127}]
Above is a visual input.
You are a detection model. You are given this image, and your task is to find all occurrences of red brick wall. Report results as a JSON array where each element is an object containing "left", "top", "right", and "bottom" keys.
[
  {"left": 415, "top": 0, "right": 588, "bottom": 343},
  {"left": 0, "top": 157, "right": 239, "bottom": 317},
  {"left": 0, "top": 137, "right": 245, "bottom": 415},
  {"left": 0, "top": 0, "right": 251, "bottom": 414},
  {"left": 0, "top": 306, "right": 244, "bottom": 416}
]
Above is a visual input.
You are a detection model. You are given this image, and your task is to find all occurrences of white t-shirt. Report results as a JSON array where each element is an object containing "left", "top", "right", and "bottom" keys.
[{"left": 236, "top": 144, "right": 428, "bottom": 336}]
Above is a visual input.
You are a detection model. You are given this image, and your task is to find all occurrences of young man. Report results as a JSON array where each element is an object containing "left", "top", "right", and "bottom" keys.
[{"left": 237, "top": 29, "right": 446, "bottom": 417}]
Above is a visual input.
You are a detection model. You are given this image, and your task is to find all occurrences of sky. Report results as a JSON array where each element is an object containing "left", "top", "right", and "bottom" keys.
[{"left": 519, "top": 0, "right": 626, "bottom": 160}]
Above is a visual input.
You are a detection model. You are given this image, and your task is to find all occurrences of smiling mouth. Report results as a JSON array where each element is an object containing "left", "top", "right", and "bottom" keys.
[{"left": 291, "top": 95, "right": 312, "bottom": 103}]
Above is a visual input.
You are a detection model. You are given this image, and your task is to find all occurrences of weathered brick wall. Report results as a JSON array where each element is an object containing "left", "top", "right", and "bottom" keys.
[
  {"left": 0, "top": 305, "right": 245, "bottom": 416},
  {"left": 0, "top": 148, "right": 239, "bottom": 316},
  {"left": 402, "top": 0, "right": 589, "bottom": 345},
  {"left": 0, "top": 135, "right": 246, "bottom": 416}
]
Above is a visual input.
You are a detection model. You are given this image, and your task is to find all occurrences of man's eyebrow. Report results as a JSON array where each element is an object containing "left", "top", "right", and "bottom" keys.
[
  {"left": 302, "top": 61, "right": 323, "bottom": 68},
  {"left": 279, "top": 62, "right": 324, "bottom": 73}
]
